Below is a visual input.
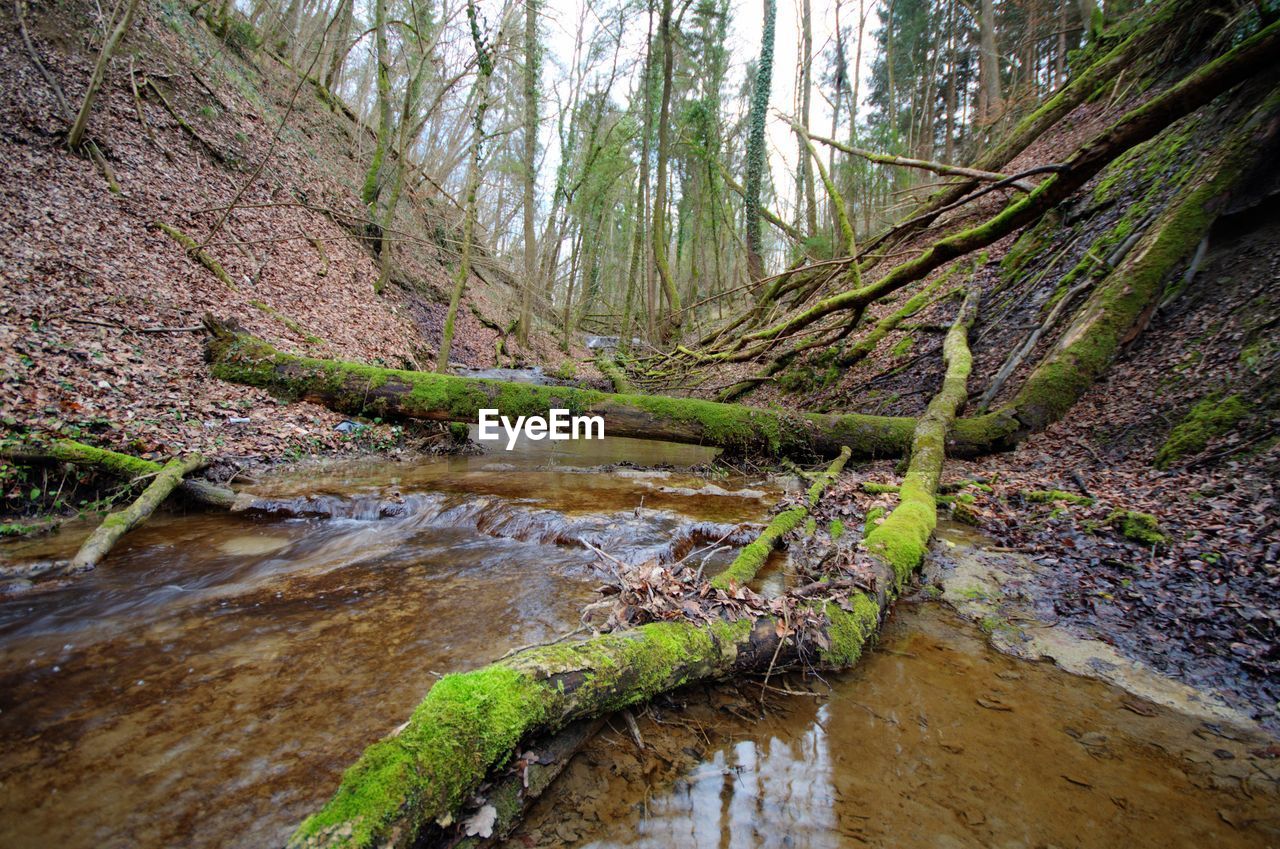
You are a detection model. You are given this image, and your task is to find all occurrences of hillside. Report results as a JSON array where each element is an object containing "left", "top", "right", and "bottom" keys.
[{"left": 0, "top": 0, "right": 588, "bottom": 469}]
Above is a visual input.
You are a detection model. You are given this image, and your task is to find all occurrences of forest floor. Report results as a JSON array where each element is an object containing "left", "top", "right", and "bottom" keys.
[
  {"left": 771, "top": 181, "right": 1280, "bottom": 731},
  {"left": 0, "top": 0, "right": 594, "bottom": 495}
]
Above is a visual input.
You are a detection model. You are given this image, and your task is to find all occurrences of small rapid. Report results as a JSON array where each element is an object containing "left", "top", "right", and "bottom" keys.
[{"left": 0, "top": 435, "right": 779, "bottom": 849}]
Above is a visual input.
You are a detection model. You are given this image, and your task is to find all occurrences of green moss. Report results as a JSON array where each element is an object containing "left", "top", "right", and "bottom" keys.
[
  {"left": 209, "top": 329, "right": 924, "bottom": 459},
  {"left": 1155, "top": 393, "right": 1249, "bottom": 468},
  {"left": 1011, "top": 94, "right": 1270, "bottom": 433},
  {"left": 818, "top": 593, "right": 880, "bottom": 667},
  {"left": 155, "top": 221, "right": 237, "bottom": 289},
  {"left": 863, "top": 493, "right": 935, "bottom": 588},
  {"left": 291, "top": 665, "right": 547, "bottom": 847},
  {"left": 863, "top": 506, "right": 886, "bottom": 538},
  {"left": 890, "top": 335, "right": 914, "bottom": 358},
  {"left": 552, "top": 361, "right": 577, "bottom": 381},
  {"left": 1026, "top": 489, "right": 1094, "bottom": 506},
  {"left": 1106, "top": 509, "right": 1167, "bottom": 546},
  {"left": 250, "top": 300, "right": 325, "bottom": 345},
  {"left": 829, "top": 518, "right": 845, "bottom": 541},
  {"left": 860, "top": 482, "right": 900, "bottom": 494},
  {"left": 979, "top": 614, "right": 1019, "bottom": 636}
]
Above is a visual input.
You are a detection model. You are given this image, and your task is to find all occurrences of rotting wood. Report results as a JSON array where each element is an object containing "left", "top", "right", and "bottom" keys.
[{"left": 67, "top": 454, "right": 203, "bottom": 572}]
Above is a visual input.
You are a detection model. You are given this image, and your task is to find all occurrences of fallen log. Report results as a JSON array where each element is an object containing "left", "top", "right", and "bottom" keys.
[
  {"left": 710, "top": 445, "right": 851, "bottom": 589},
  {"left": 285, "top": 285, "right": 984, "bottom": 849},
  {"left": 864, "top": 290, "right": 980, "bottom": 581},
  {"left": 895, "top": 0, "right": 1204, "bottom": 239},
  {"left": 593, "top": 354, "right": 633, "bottom": 394},
  {"left": 68, "top": 454, "right": 204, "bottom": 572},
  {"left": 205, "top": 320, "right": 1016, "bottom": 460},
  {"left": 711, "top": 18, "right": 1280, "bottom": 356},
  {"left": 3, "top": 439, "right": 239, "bottom": 509},
  {"left": 431, "top": 718, "right": 604, "bottom": 848},
  {"left": 1010, "top": 85, "right": 1279, "bottom": 433}
]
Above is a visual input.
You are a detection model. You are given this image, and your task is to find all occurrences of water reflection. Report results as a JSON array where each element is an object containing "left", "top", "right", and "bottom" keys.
[{"left": 517, "top": 604, "right": 1280, "bottom": 849}]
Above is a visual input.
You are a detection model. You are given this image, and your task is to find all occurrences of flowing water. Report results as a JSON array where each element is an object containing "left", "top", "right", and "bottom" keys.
[{"left": 0, "top": 437, "right": 1275, "bottom": 848}]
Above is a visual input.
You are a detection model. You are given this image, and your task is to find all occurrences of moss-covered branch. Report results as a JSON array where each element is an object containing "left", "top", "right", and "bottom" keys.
[
  {"left": 716, "top": 19, "right": 1280, "bottom": 355},
  {"left": 287, "top": 275, "right": 984, "bottom": 849},
  {"left": 156, "top": 221, "right": 237, "bottom": 289},
  {"left": 3, "top": 438, "right": 238, "bottom": 509},
  {"left": 1010, "top": 88, "right": 1278, "bottom": 433},
  {"left": 205, "top": 321, "right": 1017, "bottom": 459},
  {"left": 68, "top": 454, "right": 203, "bottom": 572},
  {"left": 710, "top": 445, "right": 851, "bottom": 589},
  {"left": 593, "top": 354, "right": 633, "bottom": 394},
  {"left": 863, "top": 290, "right": 980, "bottom": 588}
]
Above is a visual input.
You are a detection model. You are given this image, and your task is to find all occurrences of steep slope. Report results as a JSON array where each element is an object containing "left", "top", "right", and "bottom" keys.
[{"left": 0, "top": 0, "right": 580, "bottom": 467}]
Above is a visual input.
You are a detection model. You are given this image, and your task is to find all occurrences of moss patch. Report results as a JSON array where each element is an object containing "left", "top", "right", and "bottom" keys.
[
  {"left": 1026, "top": 489, "right": 1094, "bottom": 506},
  {"left": 1155, "top": 393, "right": 1249, "bottom": 468},
  {"left": 1106, "top": 509, "right": 1167, "bottom": 546}
]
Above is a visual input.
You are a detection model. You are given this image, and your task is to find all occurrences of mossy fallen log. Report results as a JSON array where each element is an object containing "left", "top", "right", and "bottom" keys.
[
  {"left": 718, "top": 18, "right": 1280, "bottom": 355},
  {"left": 1010, "top": 87, "right": 1278, "bottom": 433},
  {"left": 68, "top": 454, "right": 203, "bottom": 572},
  {"left": 205, "top": 320, "right": 1016, "bottom": 460},
  {"left": 710, "top": 445, "right": 851, "bottom": 589},
  {"left": 3, "top": 438, "right": 238, "bottom": 509},
  {"left": 593, "top": 354, "right": 633, "bottom": 394},
  {"left": 862, "top": 290, "right": 980, "bottom": 580},
  {"left": 286, "top": 283, "right": 984, "bottom": 849},
  {"left": 899, "top": 0, "right": 1203, "bottom": 237}
]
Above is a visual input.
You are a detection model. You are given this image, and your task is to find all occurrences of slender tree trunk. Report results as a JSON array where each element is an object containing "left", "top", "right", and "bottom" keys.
[
  {"left": 517, "top": 0, "right": 539, "bottom": 345},
  {"left": 978, "top": 0, "right": 1003, "bottom": 125},
  {"left": 67, "top": 0, "right": 141, "bottom": 152},
  {"left": 437, "top": 0, "right": 496, "bottom": 373},
  {"left": 362, "top": 0, "right": 394, "bottom": 240},
  {"left": 322, "top": 0, "right": 354, "bottom": 91},
  {"left": 744, "top": 0, "right": 777, "bottom": 281},
  {"left": 798, "top": 0, "right": 817, "bottom": 238},
  {"left": 652, "top": 0, "right": 682, "bottom": 336}
]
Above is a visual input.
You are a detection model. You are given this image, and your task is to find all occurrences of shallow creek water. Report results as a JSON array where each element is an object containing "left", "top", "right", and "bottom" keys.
[{"left": 0, "top": 438, "right": 1275, "bottom": 848}]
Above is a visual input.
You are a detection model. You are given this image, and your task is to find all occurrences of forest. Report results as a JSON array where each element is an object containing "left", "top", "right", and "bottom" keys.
[{"left": 0, "top": 0, "right": 1278, "bottom": 845}]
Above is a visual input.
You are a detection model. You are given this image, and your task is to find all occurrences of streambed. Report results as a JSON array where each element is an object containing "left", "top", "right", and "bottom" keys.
[{"left": 0, "top": 437, "right": 1274, "bottom": 848}]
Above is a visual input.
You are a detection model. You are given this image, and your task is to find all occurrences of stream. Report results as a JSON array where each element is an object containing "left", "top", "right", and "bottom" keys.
[{"left": 0, "top": 437, "right": 1275, "bottom": 848}]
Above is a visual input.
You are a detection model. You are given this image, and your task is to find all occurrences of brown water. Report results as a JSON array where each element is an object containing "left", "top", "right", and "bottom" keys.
[
  {"left": 513, "top": 603, "right": 1280, "bottom": 849},
  {"left": 0, "top": 438, "right": 1275, "bottom": 849},
  {"left": 0, "top": 436, "right": 773, "bottom": 849}
]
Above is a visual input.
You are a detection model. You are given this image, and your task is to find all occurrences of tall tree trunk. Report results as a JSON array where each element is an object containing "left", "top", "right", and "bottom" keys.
[
  {"left": 978, "top": 0, "right": 1003, "bottom": 125},
  {"left": 798, "top": 0, "right": 817, "bottom": 238},
  {"left": 652, "top": 0, "right": 682, "bottom": 336},
  {"left": 322, "top": 0, "right": 354, "bottom": 91},
  {"left": 437, "top": 0, "right": 496, "bottom": 373},
  {"left": 517, "top": 0, "right": 539, "bottom": 345},
  {"left": 361, "top": 0, "right": 394, "bottom": 239},
  {"left": 744, "top": 0, "right": 777, "bottom": 281}
]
